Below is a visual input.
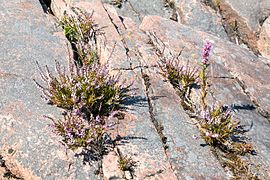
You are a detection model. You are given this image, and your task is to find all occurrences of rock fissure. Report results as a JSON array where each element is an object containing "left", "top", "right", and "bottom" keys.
[
  {"left": 235, "top": 77, "right": 270, "bottom": 120},
  {"left": 0, "top": 155, "right": 21, "bottom": 179},
  {"left": 140, "top": 70, "right": 179, "bottom": 179},
  {"left": 203, "top": 0, "right": 260, "bottom": 55},
  {"left": 141, "top": 71, "right": 168, "bottom": 148},
  {"left": 103, "top": 4, "right": 134, "bottom": 66},
  {"left": 113, "top": 65, "right": 157, "bottom": 71}
]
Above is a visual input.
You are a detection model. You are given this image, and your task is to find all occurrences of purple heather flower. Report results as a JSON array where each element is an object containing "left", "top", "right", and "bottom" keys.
[
  {"left": 202, "top": 41, "right": 212, "bottom": 65},
  {"left": 205, "top": 132, "right": 211, "bottom": 137},
  {"left": 211, "top": 134, "right": 219, "bottom": 138},
  {"left": 192, "top": 134, "right": 199, "bottom": 140}
]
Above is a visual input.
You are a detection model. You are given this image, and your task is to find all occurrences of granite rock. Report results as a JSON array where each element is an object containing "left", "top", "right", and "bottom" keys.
[{"left": 258, "top": 17, "right": 270, "bottom": 59}]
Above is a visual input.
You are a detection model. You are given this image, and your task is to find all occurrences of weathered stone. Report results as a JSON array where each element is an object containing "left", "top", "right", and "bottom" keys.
[
  {"left": 166, "top": 0, "right": 228, "bottom": 39},
  {"left": 51, "top": 0, "right": 71, "bottom": 18},
  {"left": 103, "top": 4, "right": 156, "bottom": 68},
  {"left": 208, "top": 64, "right": 270, "bottom": 178},
  {"left": 102, "top": 151, "right": 124, "bottom": 179},
  {"left": 258, "top": 17, "right": 270, "bottom": 59},
  {"left": 222, "top": 0, "right": 270, "bottom": 32},
  {"left": 108, "top": 70, "right": 178, "bottom": 179},
  {"left": 103, "top": 0, "right": 173, "bottom": 24},
  {"left": 2, "top": 0, "right": 270, "bottom": 179},
  {"left": 101, "top": 7, "right": 228, "bottom": 178},
  {"left": 146, "top": 70, "right": 227, "bottom": 179},
  {"left": 0, "top": 1, "right": 98, "bottom": 179},
  {"left": 140, "top": 15, "right": 270, "bottom": 118}
]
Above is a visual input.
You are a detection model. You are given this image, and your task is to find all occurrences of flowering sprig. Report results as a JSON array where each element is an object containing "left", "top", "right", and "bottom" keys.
[
  {"left": 158, "top": 58, "right": 199, "bottom": 110},
  {"left": 199, "top": 41, "right": 212, "bottom": 111},
  {"left": 201, "top": 41, "right": 212, "bottom": 65},
  {"left": 34, "top": 7, "right": 132, "bottom": 162},
  {"left": 34, "top": 61, "right": 129, "bottom": 118},
  {"left": 49, "top": 111, "right": 116, "bottom": 152},
  {"left": 199, "top": 105, "right": 254, "bottom": 154}
]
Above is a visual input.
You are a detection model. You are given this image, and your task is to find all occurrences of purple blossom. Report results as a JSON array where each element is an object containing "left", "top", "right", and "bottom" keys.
[
  {"left": 192, "top": 134, "right": 199, "bottom": 140},
  {"left": 202, "top": 41, "right": 212, "bottom": 65}
]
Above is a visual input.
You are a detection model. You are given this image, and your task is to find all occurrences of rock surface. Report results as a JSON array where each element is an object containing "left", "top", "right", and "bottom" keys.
[
  {"left": 222, "top": 0, "right": 270, "bottom": 32},
  {"left": 1, "top": 0, "right": 270, "bottom": 179},
  {"left": 168, "top": 0, "right": 228, "bottom": 39},
  {"left": 0, "top": 0, "right": 98, "bottom": 179},
  {"left": 258, "top": 17, "right": 270, "bottom": 59}
]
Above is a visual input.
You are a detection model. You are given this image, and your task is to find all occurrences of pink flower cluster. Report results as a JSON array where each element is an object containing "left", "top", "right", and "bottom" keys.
[{"left": 202, "top": 41, "right": 213, "bottom": 65}]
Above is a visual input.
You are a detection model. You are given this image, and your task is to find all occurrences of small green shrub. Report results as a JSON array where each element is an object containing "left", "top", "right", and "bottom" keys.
[
  {"left": 118, "top": 154, "right": 136, "bottom": 172},
  {"left": 199, "top": 106, "right": 241, "bottom": 150},
  {"left": 49, "top": 113, "right": 106, "bottom": 150},
  {"left": 158, "top": 58, "right": 198, "bottom": 109},
  {"left": 59, "top": 8, "right": 103, "bottom": 66},
  {"left": 59, "top": 8, "right": 98, "bottom": 43},
  {"left": 34, "top": 61, "right": 129, "bottom": 118}
]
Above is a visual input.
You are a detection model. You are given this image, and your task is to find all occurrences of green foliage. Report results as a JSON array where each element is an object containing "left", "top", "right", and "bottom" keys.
[
  {"left": 50, "top": 113, "right": 106, "bottom": 151},
  {"left": 59, "top": 8, "right": 102, "bottom": 66},
  {"left": 216, "top": 152, "right": 259, "bottom": 179},
  {"left": 200, "top": 105, "right": 254, "bottom": 155},
  {"left": 158, "top": 59, "right": 198, "bottom": 108},
  {"left": 59, "top": 8, "right": 98, "bottom": 43},
  {"left": 214, "top": 0, "right": 221, "bottom": 7},
  {"left": 199, "top": 64, "right": 208, "bottom": 111},
  {"left": 111, "top": 0, "right": 123, "bottom": 8},
  {"left": 35, "top": 61, "right": 129, "bottom": 117},
  {"left": 200, "top": 106, "right": 237, "bottom": 145},
  {"left": 118, "top": 154, "right": 136, "bottom": 172}
]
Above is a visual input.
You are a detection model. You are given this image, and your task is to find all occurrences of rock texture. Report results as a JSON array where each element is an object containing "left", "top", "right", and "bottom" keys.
[
  {"left": 0, "top": 0, "right": 98, "bottom": 179},
  {"left": 258, "top": 17, "right": 270, "bottom": 59},
  {"left": 221, "top": 0, "right": 270, "bottom": 32},
  {"left": 1, "top": 0, "right": 270, "bottom": 179},
  {"left": 167, "top": 0, "right": 228, "bottom": 39}
]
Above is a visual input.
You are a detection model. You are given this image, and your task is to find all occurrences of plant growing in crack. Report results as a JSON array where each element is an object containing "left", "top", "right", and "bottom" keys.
[
  {"left": 59, "top": 8, "right": 98, "bottom": 43},
  {"left": 199, "top": 105, "right": 254, "bottom": 154},
  {"left": 48, "top": 112, "right": 111, "bottom": 152},
  {"left": 116, "top": 148, "right": 136, "bottom": 178},
  {"left": 34, "top": 7, "right": 131, "bottom": 166},
  {"left": 196, "top": 42, "right": 254, "bottom": 154},
  {"left": 156, "top": 39, "right": 257, "bottom": 178},
  {"left": 158, "top": 57, "right": 199, "bottom": 111},
  {"left": 199, "top": 41, "right": 212, "bottom": 111},
  {"left": 34, "top": 59, "right": 129, "bottom": 161},
  {"left": 34, "top": 61, "right": 129, "bottom": 118},
  {"left": 59, "top": 8, "right": 103, "bottom": 66},
  {"left": 111, "top": 0, "right": 124, "bottom": 8}
]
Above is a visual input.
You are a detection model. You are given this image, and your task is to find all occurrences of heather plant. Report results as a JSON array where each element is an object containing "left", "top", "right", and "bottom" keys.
[
  {"left": 59, "top": 8, "right": 102, "bottom": 66},
  {"left": 199, "top": 105, "right": 253, "bottom": 154},
  {"left": 59, "top": 8, "right": 98, "bottom": 43},
  {"left": 199, "top": 41, "right": 212, "bottom": 111},
  {"left": 34, "top": 61, "right": 129, "bottom": 118},
  {"left": 117, "top": 155, "right": 136, "bottom": 172},
  {"left": 158, "top": 58, "right": 199, "bottom": 110},
  {"left": 197, "top": 42, "right": 254, "bottom": 154},
  {"left": 117, "top": 148, "right": 136, "bottom": 172},
  {"left": 76, "top": 41, "right": 99, "bottom": 66},
  {"left": 49, "top": 112, "right": 108, "bottom": 151}
]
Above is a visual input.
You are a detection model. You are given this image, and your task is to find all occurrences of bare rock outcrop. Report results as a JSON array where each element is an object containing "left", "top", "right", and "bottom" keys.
[{"left": 1, "top": 0, "right": 270, "bottom": 179}]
